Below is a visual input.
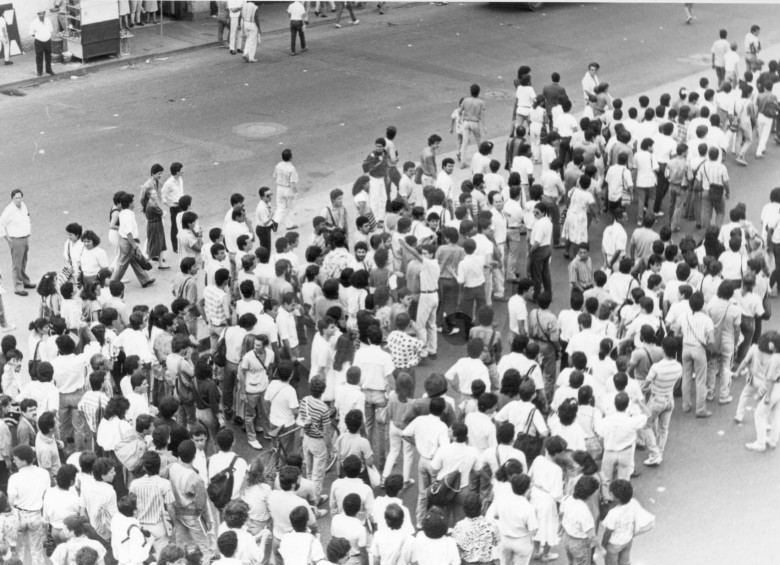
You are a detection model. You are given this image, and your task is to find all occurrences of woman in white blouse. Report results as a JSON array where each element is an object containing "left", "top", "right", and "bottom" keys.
[
  {"left": 515, "top": 74, "right": 536, "bottom": 132},
  {"left": 80, "top": 230, "right": 110, "bottom": 289}
]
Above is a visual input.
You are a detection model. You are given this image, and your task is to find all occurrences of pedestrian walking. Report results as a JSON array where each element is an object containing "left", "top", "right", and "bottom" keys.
[
  {"left": 28, "top": 10, "right": 54, "bottom": 77},
  {"left": 460, "top": 84, "right": 487, "bottom": 166},
  {"left": 0, "top": 189, "right": 35, "bottom": 296},
  {"left": 110, "top": 193, "right": 155, "bottom": 288},
  {"left": 288, "top": 0, "right": 308, "bottom": 56},
  {"left": 334, "top": 1, "right": 359, "bottom": 27},
  {"left": 711, "top": 29, "right": 730, "bottom": 87},
  {"left": 273, "top": 149, "right": 300, "bottom": 230}
]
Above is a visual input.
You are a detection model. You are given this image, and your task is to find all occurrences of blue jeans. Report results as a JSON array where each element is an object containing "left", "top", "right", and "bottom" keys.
[
  {"left": 363, "top": 389, "right": 387, "bottom": 467},
  {"left": 644, "top": 394, "right": 673, "bottom": 459}
]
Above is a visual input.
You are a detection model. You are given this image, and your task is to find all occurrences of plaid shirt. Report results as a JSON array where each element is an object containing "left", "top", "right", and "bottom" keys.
[
  {"left": 386, "top": 330, "right": 423, "bottom": 370},
  {"left": 203, "top": 285, "right": 228, "bottom": 326}
]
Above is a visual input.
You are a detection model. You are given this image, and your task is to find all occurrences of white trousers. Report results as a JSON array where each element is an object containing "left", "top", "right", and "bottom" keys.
[
  {"left": 756, "top": 114, "right": 774, "bottom": 157},
  {"left": 274, "top": 185, "right": 296, "bottom": 229},
  {"left": 243, "top": 22, "right": 258, "bottom": 60},
  {"left": 229, "top": 13, "right": 241, "bottom": 50},
  {"left": 368, "top": 176, "right": 386, "bottom": 222}
]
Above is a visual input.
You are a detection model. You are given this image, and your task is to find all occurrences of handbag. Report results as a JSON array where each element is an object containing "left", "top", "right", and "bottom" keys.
[
  {"left": 44, "top": 523, "right": 58, "bottom": 557},
  {"left": 426, "top": 468, "right": 462, "bottom": 508},
  {"left": 513, "top": 408, "right": 544, "bottom": 465},
  {"left": 133, "top": 244, "right": 153, "bottom": 271}
]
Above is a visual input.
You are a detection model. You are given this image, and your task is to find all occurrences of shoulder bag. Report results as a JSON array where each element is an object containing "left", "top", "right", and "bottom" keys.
[{"left": 513, "top": 407, "right": 544, "bottom": 465}]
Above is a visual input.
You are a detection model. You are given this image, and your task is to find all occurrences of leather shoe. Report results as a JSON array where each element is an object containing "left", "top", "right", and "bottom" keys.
[
  {"left": 695, "top": 410, "right": 713, "bottom": 418},
  {"left": 23, "top": 283, "right": 36, "bottom": 289},
  {"left": 14, "top": 290, "right": 28, "bottom": 296},
  {"left": 141, "top": 279, "right": 156, "bottom": 288}
]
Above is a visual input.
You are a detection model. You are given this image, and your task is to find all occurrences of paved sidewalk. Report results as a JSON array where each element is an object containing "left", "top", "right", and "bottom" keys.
[{"left": 0, "top": 1, "right": 413, "bottom": 91}]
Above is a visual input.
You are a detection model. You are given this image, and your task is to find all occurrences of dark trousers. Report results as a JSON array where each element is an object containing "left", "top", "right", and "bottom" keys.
[
  {"left": 459, "top": 284, "right": 486, "bottom": 320},
  {"left": 653, "top": 163, "right": 669, "bottom": 213},
  {"left": 290, "top": 21, "right": 306, "bottom": 52},
  {"left": 169, "top": 206, "right": 181, "bottom": 252},
  {"left": 34, "top": 39, "right": 52, "bottom": 75},
  {"left": 256, "top": 225, "right": 273, "bottom": 252},
  {"left": 559, "top": 136, "right": 573, "bottom": 165},
  {"left": 0, "top": 461, "right": 8, "bottom": 495},
  {"left": 223, "top": 361, "right": 238, "bottom": 415},
  {"left": 437, "top": 277, "right": 459, "bottom": 325},
  {"left": 770, "top": 245, "right": 780, "bottom": 291},
  {"left": 530, "top": 245, "right": 552, "bottom": 298},
  {"left": 335, "top": 1, "right": 356, "bottom": 23},
  {"left": 542, "top": 197, "right": 561, "bottom": 245}
]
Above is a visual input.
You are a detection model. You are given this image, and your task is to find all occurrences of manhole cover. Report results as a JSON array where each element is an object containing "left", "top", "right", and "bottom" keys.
[
  {"left": 484, "top": 90, "right": 510, "bottom": 100},
  {"left": 233, "top": 122, "right": 288, "bottom": 138}
]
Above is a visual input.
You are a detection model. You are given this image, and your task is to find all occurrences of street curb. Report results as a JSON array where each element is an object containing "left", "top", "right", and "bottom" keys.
[{"left": 0, "top": 2, "right": 418, "bottom": 94}]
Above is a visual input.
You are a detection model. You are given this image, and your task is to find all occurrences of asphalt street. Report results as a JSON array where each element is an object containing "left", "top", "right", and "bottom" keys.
[{"left": 2, "top": 2, "right": 780, "bottom": 563}]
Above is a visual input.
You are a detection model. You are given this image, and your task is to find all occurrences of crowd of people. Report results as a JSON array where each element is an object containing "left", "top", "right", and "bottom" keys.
[{"left": 1, "top": 19, "right": 780, "bottom": 565}]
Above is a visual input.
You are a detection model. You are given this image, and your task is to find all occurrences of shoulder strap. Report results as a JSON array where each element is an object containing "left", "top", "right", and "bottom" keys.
[
  {"left": 228, "top": 454, "right": 239, "bottom": 473},
  {"left": 253, "top": 349, "right": 268, "bottom": 371},
  {"left": 523, "top": 408, "right": 536, "bottom": 434},
  {"left": 326, "top": 207, "right": 336, "bottom": 225}
]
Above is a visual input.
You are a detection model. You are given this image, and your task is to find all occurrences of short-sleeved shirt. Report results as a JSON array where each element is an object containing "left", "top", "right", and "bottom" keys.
[
  {"left": 711, "top": 38, "right": 731, "bottom": 67},
  {"left": 560, "top": 496, "right": 595, "bottom": 539},
  {"left": 266, "top": 380, "right": 298, "bottom": 427}
]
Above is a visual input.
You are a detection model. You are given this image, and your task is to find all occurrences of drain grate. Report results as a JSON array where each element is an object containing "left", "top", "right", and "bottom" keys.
[{"left": 0, "top": 89, "right": 26, "bottom": 97}]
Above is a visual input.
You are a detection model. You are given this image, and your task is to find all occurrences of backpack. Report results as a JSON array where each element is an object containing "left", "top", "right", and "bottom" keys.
[
  {"left": 762, "top": 97, "right": 780, "bottom": 119},
  {"left": 114, "top": 431, "right": 148, "bottom": 473},
  {"left": 513, "top": 408, "right": 544, "bottom": 466},
  {"left": 480, "top": 330, "right": 502, "bottom": 366},
  {"left": 207, "top": 455, "right": 240, "bottom": 510}
]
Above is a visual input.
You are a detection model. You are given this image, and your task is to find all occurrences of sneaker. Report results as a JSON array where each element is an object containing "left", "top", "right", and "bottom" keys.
[
  {"left": 402, "top": 479, "right": 416, "bottom": 491},
  {"left": 718, "top": 396, "right": 733, "bottom": 405},
  {"left": 248, "top": 439, "right": 262, "bottom": 450},
  {"left": 643, "top": 456, "right": 662, "bottom": 466},
  {"left": 334, "top": 23, "right": 341, "bottom": 27},
  {"left": 352, "top": 19, "right": 360, "bottom": 24},
  {"left": 437, "top": 326, "right": 443, "bottom": 333},
  {"left": 695, "top": 410, "right": 713, "bottom": 418},
  {"left": 447, "top": 327, "right": 460, "bottom": 336},
  {"left": 734, "top": 417, "right": 743, "bottom": 424},
  {"left": 317, "top": 494, "right": 329, "bottom": 506},
  {"left": 736, "top": 158, "right": 748, "bottom": 166},
  {"left": 705, "top": 392, "right": 715, "bottom": 401},
  {"left": 745, "top": 441, "right": 767, "bottom": 452},
  {"left": 540, "top": 553, "right": 559, "bottom": 562},
  {"left": 315, "top": 508, "right": 329, "bottom": 518}
]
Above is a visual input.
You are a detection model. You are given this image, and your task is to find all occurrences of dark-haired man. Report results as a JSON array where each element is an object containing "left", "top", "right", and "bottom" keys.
[
  {"left": 8, "top": 444, "right": 50, "bottom": 563},
  {"left": 169, "top": 440, "right": 212, "bottom": 562},
  {"left": 129, "top": 451, "right": 175, "bottom": 556},
  {"left": 162, "top": 162, "right": 184, "bottom": 253},
  {"left": 0, "top": 189, "right": 34, "bottom": 295}
]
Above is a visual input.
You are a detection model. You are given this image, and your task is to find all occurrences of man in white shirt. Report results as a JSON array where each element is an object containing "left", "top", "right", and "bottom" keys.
[
  {"left": 602, "top": 209, "right": 628, "bottom": 271},
  {"left": 402, "top": 397, "right": 450, "bottom": 527},
  {"left": 29, "top": 10, "right": 54, "bottom": 76},
  {"left": 265, "top": 360, "right": 301, "bottom": 457},
  {"left": 696, "top": 147, "right": 730, "bottom": 230},
  {"left": 581, "top": 62, "right": 600, "bottom": 102},
  {"left": 444, "top": 338, "right": 490, "bottom": 399},
  {"left": 507, "top": 278, "right": 532, "bottom": 339},
  {"left": 430, "top": 422, "right": 480, "bottom": 524},
  {"left": 111, "top": 193, "right": 155, "bottom": 287},
  {"left": 161, "top": 162, "right": 185, "bottom": 254},
  {"left": 724, "top": 42, "right": 740, "bottom": 87},
  {"left": 51, "top": 334, "right": 90, "bottom": 452},
  {"left": 711, "top": 28, "right": 732, "bottom": 85},
  {"left": 354, "top": 326, "right": 395, "bottom": 466},
  {"left": 8, "top": 445, "right": 52, "bottom": 564},
  {"left": 436, "top": 158, "right": 456, "bottom": 202},
  {"left": 0, "top": 189, "right": 35, "bottom": 295},
  {"left": 596, "top": 392, "right": 647, "bottom": 495},
  {"left": 208, "top": 429, "right": 248, "bottom": 502},
  {"left": 528, "top": 202, "right": 553, "bottom": 300},
  {"left": 489, "top": 192, "right": 508, "bottom": 300}
]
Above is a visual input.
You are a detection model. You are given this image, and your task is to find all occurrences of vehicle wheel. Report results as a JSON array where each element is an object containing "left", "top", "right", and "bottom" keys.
[{"left": 526, "top": 2, "right": 544, "bottom": 11}]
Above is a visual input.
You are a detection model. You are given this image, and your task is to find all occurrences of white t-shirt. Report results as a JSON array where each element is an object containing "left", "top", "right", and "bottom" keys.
[
  {"left": 411, "top": 533, "right": 461, "bottom": 565},
  {"left": 266, "top": 380, "right": 298, "bottom": 427},
  {"left": 208, "top": 452, "right": 248, "bottom": 500},
  {"left": 507, "top": 295, "right": 528, "bottom": 335},
  {"left": 330, "top": 514, "right": 367, "bottom": 558},
  {"left": 444, "top": 357, "right": 489, "bottom": 394}
]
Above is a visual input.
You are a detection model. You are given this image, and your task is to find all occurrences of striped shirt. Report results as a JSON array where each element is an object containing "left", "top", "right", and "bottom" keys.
[
  {"left": 681, "top": 312, "right": 714, "bottom": 348},
  {"left": 81, "top": 481, "right": 118, "bottom": 540},
  {"left": 645, "top": 358, "right": 682, "bottom": 397},
  {"left": 129, "top": 475, "right": 175, "bottom": 525},
  {"left": 203, "top": 285, "right": 228, "bottom": 326},
  {"left": 300, "top": 396, "right": 332, "bottom": 440},
  {"left": 568, "top": 257, "right": 594, "bottom": 289},
  {"left": 78, "top": 391, "right": 110, "bottom": 433}
]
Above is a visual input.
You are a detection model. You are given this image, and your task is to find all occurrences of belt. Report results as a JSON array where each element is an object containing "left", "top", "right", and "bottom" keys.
[
  {"left": 507, "top": 226, "right": 522, "bottom": 230},
  {"left": 420, "top": 289, "right": 437, "bottom": 293},
  {"left": 606, "top": 444, "right": 634, "bottom": 452},
  {"left": 495, "top": 241, "right": 507, "bottom": 245},
  {"left": 14, "top": 506, "right": 42, "bottom": 513}
]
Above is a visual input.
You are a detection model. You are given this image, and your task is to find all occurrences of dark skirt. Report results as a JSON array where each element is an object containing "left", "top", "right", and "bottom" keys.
[{"left": 146, "top": 219, "right": 167, "bottom": 259}]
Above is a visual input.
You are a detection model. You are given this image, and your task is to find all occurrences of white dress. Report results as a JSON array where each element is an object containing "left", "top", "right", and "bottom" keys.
[
  {"left": 529, "top": 455, "right": 563, "bottom": 546},
  {"left": 324, "top": 361, "right": 350, "bottom": 403},
  {"left": 562, "top": 188, "right": 594, "bottom": 245}
]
